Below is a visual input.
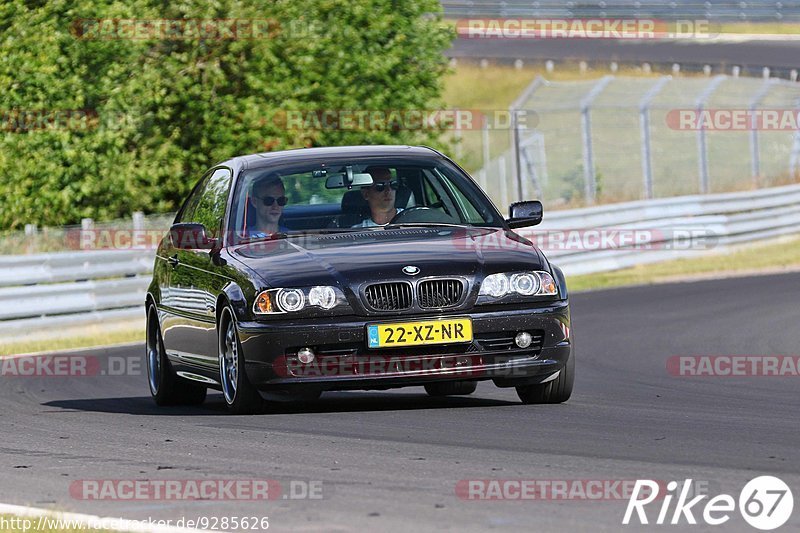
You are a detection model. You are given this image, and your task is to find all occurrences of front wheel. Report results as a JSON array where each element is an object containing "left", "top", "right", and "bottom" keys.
[
  {"left": 219, "top": 307, "right": 264, "bottom": 414},
  {"left": 516, "top": 351, "right": 574, "bottom": 404},
  {"left": 146, "top": 305, "right": 207, "bottom": 406}
]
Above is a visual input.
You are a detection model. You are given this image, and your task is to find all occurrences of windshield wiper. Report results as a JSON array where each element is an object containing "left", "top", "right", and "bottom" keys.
[
  {"left": 291, "top": 228, "right": 370, "bottom": 235},
  {"left": 238, "top": 232, "right": 290, "bottom": 244},
  {"left": 383, "top": 222, "right": 474, "bottom": 230}
]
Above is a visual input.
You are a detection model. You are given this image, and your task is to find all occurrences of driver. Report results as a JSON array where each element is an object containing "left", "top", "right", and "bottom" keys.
[
  {"left": 352, "top": 167, "right": 403, "bottom": 228},
  {"left": 248, "top": 176, "right": 290, "bottom": 237}
]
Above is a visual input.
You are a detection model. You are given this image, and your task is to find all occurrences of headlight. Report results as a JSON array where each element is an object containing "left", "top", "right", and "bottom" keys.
[
  {"left": 277, "top": 288, "right": 305, "bottom": 312},
  {"left": 479, "top": 271, "right": 558, "bottom": 299},
  {"left": 308, "top": 286, "right": 337, "bottom": 309},
  {"left": 538, "top": 272, "right": 557, "bottom": 295},
  {"left": 510, "top": 273, "right": 540, "bottom": 295},
  {"left": 481, "top": 273, "right": 510, "bottom": 298},
  {"left": 254, "top": 286, "right": 343, "bottom": 314}
]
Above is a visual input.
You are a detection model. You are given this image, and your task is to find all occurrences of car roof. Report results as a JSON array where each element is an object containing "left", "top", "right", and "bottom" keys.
[{"left": 224, "top": 145, "right": 445, "bottom": 171}]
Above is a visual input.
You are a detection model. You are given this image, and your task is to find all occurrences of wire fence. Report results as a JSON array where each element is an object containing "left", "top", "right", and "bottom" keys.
[{"left": 466, "top": 74, "right": 800, "bottom": 211}]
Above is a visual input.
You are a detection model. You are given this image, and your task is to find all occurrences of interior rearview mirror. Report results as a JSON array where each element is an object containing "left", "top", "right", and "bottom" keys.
[{"left": 325, "top": 172, "right": 374, "bottom": 189}]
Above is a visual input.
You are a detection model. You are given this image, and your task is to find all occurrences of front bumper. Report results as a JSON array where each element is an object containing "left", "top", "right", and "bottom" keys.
[{"left": 238, "top": 301, "right": 571, "bottom": 391}]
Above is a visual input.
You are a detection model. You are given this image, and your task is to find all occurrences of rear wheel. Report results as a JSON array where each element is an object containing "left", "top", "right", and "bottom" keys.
[
  {"left": 516, "top": 351, "right": 574, "bottom": 404},
  {"left": 219, "top": 307, "right": 264, "bottom": 414},
  {"left": 146, "top": 305, "right": 207, "bottom": 406},
  {"left": 424, "top": 381, "right": 478, "bottom": 397}
]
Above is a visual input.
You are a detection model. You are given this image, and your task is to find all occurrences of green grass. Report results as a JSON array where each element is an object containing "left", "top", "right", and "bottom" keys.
[
  {"left": 568, "top": 235, "right": 800, "bottom": 292},
  {"left": 0, "top": 327, "right": 143, "bottom": 356},
  {"left": 715, "top": 21, "right": 800, "bottom": 34}
]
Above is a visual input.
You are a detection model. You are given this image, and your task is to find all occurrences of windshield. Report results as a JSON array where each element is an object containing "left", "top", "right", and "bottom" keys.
[{"left": 228, "top": 158, "right": 501, "bottom": 244}]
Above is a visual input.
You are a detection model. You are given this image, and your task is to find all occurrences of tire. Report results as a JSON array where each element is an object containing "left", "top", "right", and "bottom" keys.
[
  {"left": 146, "top": 305, "right": 207, "bottom": 406},
  {"left": 219, "top": 307, "right": 264, "bottom": 414},
  {"left": 424, "top": 381, "right": 478, "bottom": 397},
  {"left": 516, "top": 350, "right": 574, "bottom": 404}
]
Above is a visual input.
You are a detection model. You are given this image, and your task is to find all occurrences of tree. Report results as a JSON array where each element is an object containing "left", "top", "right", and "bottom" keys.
[{"left": 0, "top": 0, "right": 453, "bottom": 229}]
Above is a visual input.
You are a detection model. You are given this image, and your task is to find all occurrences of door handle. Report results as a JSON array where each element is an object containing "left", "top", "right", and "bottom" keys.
[{"left": 167, "top": 254, "right": 179, "bottom": 268}]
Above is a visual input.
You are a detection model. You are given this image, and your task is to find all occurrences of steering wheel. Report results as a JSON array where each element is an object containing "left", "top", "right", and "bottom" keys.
[{"left": 390, "top": 206, "right": 457, "bottom": 225}]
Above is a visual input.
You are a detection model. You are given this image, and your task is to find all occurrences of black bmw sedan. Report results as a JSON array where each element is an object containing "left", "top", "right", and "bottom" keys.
[{"left": 146, "top": 145, "right": 573, "bottom": 413}]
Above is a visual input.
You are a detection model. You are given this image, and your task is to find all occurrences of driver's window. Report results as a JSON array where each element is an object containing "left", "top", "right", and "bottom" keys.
[
  {"left": 175, "top": 171, "right": 212, "bottom": 225},
  {"left": 176, "top": 168, "right": 232, "bottom": 238},
  {"left": 192, "top": 169, "right": 232, "bottom": 237}
]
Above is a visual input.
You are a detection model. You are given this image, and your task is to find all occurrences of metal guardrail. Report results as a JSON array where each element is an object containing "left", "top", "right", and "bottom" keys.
[
  {"left": 1, "top": 183, "right": 800, "bottom": 338},
  {"left": 0, "top": 251, "right": 153, "bottom": 337},
  {"left": 519, "top": 182, "right": 800, "bottom": 275}
]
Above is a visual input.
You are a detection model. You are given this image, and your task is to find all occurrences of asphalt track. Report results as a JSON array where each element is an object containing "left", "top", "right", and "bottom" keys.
[
  {"left": 1, "top": 272, "right": 799, "bottom": 532},
  {"left": 448, "top": 38, "right": 800, "bottom": 72}
]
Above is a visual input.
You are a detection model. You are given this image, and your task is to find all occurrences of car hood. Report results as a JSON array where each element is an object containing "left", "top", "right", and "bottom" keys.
[{"left": 230, "top": 227, "right": 548, "bottom": 289}]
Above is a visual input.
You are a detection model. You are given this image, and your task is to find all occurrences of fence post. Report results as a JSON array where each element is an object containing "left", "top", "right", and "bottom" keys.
[
  {"left": 481, "top": 121, "right": 490, "bottom": 184},
  {"left": 580, "top": 76, "right": 614, "bottom": 204},
  {"left": 132, "top": 211, "right": 145, "bottom": 231},
  {"left": 790, "top": 99, "right": 800, "bottom": 178},
  {"left": 748, "top": 78, "right": 777, "bottom": 180},
  {"left": 695, "top": 76, "right": 727, "bottom": 194},
  {"left": 517, "top": 132, "right": 545, "bottom": 200},
  {"left": 510, "top": 76, "right": 546, "bottom": 202},
  {"left": 639, "top": 76, "right": 672, "bottom": 199},
  {"left": 453, "top": 126, "right": 463, "bottom": 160},
  {"left": 498, "top": 154, "right": 509, "bottom": 209}
]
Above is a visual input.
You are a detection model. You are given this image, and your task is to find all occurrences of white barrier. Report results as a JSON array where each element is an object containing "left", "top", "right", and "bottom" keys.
[{"left": 2, "top": 183, "right": 800, "bottom": 339}]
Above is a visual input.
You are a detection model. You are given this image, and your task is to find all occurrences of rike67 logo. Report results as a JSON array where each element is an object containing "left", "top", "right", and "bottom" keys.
[{"left": 623, "top": 477, "right": 794, "bottom": 530}]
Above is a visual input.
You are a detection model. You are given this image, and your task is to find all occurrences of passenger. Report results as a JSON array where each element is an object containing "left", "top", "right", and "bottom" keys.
[
  {"left": 248, "top": 176, "right": 289, "bottom": 237},
  {"left": 352, "top": 167, "right": 403, "bottom": 228}
]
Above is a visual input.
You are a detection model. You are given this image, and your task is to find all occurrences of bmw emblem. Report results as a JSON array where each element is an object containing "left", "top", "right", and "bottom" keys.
[{"left": 402, "top": 265, "right": 420, "bottom": 276}]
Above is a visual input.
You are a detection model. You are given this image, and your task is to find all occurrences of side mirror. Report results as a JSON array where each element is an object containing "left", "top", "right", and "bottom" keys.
[
  {"left": 506, "top": 201, "right": 543, "bottom": 228},
  {"left": 169, "top": 223, "right": 217, "bottom": 250}
]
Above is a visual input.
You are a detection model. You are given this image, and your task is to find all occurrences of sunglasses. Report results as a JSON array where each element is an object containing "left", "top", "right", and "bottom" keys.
[
  {"left": 370, "top": 180, "right": 399, "bottom": 193},
  {"left": 257, "top": 195, "right": 288, "bottom": 207}
]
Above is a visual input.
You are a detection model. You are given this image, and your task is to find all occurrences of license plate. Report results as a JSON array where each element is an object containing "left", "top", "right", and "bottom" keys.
[{"left": 366, "top": 318, "right": 473, "bottom": 349}]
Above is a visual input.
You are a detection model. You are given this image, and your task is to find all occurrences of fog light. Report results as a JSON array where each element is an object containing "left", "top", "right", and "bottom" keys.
[
  {"left": 297, "top": 347, "right": 315, "bottom": 364},
  {"left": 515, "top": 331, "right": 533, "bottom": 349}
]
